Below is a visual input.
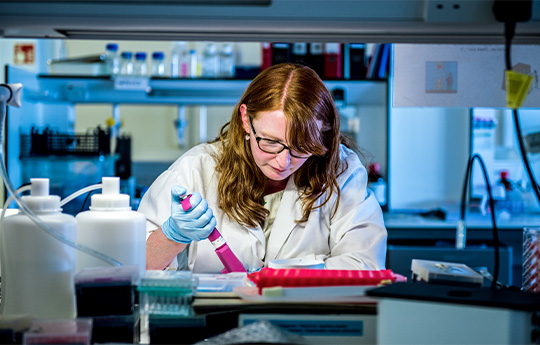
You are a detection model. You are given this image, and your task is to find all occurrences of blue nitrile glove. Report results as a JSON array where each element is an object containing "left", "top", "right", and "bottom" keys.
[{"left": 161, "top": 186, "right": 217, "bottom": 244}]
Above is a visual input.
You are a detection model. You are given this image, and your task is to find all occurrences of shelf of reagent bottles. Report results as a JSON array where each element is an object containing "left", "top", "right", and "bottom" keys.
[
  {"left": 31, "top": 75, "right": 250, "bottom": 105},
  {"left": 33, "top": 75, "right": 387, "bottom": 106}
]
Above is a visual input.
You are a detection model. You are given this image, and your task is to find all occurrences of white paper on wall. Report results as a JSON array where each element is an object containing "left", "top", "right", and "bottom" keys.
[{"left": 393, "top": 44, "right": 540, "bottom": 108}]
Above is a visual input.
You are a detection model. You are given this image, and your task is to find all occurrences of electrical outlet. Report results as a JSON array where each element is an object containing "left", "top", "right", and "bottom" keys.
[{"left": 423, "top": 0, "right": 496, "bottom": 23}]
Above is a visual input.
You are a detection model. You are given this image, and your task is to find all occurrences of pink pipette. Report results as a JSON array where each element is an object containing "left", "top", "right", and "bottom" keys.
[{"left": 180, "top": 194, "right": 246, "bottom": 273}]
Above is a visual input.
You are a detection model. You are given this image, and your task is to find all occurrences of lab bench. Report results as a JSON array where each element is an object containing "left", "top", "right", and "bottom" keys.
[
  {"left": 384, "top": 210, "right": 540, "bottom": 288},
  {"left": 148, "top": 294, "right": 377, "bottom": 344}
]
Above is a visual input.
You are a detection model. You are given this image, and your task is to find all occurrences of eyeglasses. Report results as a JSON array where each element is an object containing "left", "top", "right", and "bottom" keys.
[{"left": 248, "top": 116, "right": 311, "bottom": 159}]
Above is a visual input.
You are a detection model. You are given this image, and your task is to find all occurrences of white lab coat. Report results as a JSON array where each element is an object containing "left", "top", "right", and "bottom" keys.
[{"left": 138, "top": 142, "right": 387, "bottom": 273}]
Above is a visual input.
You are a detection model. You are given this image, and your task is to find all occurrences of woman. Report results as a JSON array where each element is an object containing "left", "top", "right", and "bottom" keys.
[{"left": 138, "top": 63, "right": 387, "bottom": 272}]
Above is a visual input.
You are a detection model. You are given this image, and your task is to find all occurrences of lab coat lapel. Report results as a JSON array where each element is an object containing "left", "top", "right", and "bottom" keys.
[{"left": 264, "top": 178, "right": 303, "bottom": 262}]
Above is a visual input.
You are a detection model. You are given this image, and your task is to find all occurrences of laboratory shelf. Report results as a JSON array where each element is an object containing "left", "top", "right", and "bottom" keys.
[
  {"left": 5, "top": 66, "right": 389, "bottom": 210},
  {"left": 29, "top": 75, "right": 251, "bottom": 105},
  {"left": 28, "top": 74, "right": 387, "bottom": 106}
]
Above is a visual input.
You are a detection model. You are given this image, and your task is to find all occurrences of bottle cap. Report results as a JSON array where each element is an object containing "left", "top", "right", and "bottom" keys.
[
  {"left": 21, "top": 178, "right": 61, "bottom": 212},
  {"left": 369, "top": 162, "right": 381, "bottom": 174},
  {"left": 90, "top": 177, "right": 131, "bottom": 211},
  {"left": 221, "top": 43, "right": 234, "bottom": 54},
  {"left": 204, "top": 43, "right": 217, "bottom": 54},
  {"left": 152, "top": 52, "right": 164, "bottom": 60},
  {"left": 106, "top": 43, "right": 118, "bottom": 52},
  {"left": 135, "top": 52, "right": 147, "bottom": 61},
  {"left": 121, "top": 51, "right": 133, "bottom": 59}
]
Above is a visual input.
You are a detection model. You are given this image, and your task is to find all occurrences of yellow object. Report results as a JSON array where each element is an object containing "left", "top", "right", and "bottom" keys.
[
  {"left": 105, "top": 117, "right": 124, "bottom": 128},
  {"left": 105, "top": 117, "right": 115, "bottom": 127},
  {"left": 506, "top": 70, "right": 533, "bottom": 109}
]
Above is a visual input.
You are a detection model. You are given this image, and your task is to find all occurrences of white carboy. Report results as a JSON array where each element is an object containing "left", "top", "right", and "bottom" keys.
[
  {"left": 76, "top": 177, "right": 146, "bottom": 277},
  {"left": 0, "top": 178, "right": 77, "bottom": 319}
]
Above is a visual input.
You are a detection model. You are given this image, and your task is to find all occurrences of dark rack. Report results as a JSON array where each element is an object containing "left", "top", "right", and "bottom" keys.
[{"left": 21, "top": 126, "right": 111, "bottom": 157}]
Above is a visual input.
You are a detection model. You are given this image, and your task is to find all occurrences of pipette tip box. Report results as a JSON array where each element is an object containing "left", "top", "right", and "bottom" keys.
[{"left": 138, "top": 270, "right": 198, "bottom": 317}]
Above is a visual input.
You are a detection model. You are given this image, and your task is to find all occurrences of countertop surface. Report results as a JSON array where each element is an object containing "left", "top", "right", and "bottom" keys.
[{"left": 384, "top": 203, "right": 540, "bottom": 230}]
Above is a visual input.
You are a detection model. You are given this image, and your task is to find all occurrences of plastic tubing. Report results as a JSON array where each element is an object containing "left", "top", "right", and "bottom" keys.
[
  {"left": 60, "top": 183, "right": 102, "bottom": 207},
  {"left": 0, "top": 185, "right": 31, "bottom": 222},
  {"left": 0, "top": 84, "right": 121, "bottom": 267}
]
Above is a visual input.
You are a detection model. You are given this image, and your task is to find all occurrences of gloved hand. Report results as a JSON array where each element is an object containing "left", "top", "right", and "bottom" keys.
[{"left": 161, "top": 186, "right": 217, "bottom": 244}]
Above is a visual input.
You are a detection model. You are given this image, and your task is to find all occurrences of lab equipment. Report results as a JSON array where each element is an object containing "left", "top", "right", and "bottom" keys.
[
  {"left": 151, "top": 52, "right": 165, "bottom": 77},
  {"left": 170, "top": 41, "right": 189, "bottom": 78},
  {"left": 367, "top": 162, "right": 387, "bottom": 207},
  {"left": 75, "top": 265, "right": 139, "bottom": 317},
  {"left": 247, "top": 268, "right": 401, "bottom": 294},
  {"left": 410, "top": 259, "right": 484, "bottom": 287},
  {"left": 189, "top": 49, "right": 198, "bottom": 77},
  {"left": 105, "top": 43, "right": 120, "bottom": 75},
  {"left": 21, "top": 126, "right": 111, "bottom": 157},
  {"left": 202, "top": 42, "right": 219, "bottom": 78},
  {"left": 523, "top": 227, "right": 540, "bottom": 292},
  {"left": 138, "top": 270, "right": 198, "bottom": 316},
  {"left": 200, "top": 321, "right": 305, "bottom": 345},
  {"left": 1, "top": 178, "right": 78, "bottom": 319},
  {"left": 133, "top": 52, "right": 148, "bottom": 76},
  {"left": 194, "top": 272, "right": 248, "bottom": 293},
  {"left": 47, "top": 55, "right": 107, "bottom": 76},
  {"left": 119, "top": 51, "right": 133, "bottom": 75},
  {"left": 181, "top": 194, "right": 246, "bottom": 273},
  {"left": 268, "top": 256, "right": 325, "bottom": 269},
  {"left": 23, "top": 319, "right": 92, "bottom": 345},
  {"left": 76, "top": 176, "right": 146, "bottom": 277},
  {"left": 0, "top": 83, "right": 121, "bottom": 270},
  {"left": 218, "top": 43, "right": 235, "bottom": 78},
  {"left": 162, "top": 188, "right": 216, "bottom": 243},
  {"left": 368, "top": 282, "right": 540, "bottom": 345}
]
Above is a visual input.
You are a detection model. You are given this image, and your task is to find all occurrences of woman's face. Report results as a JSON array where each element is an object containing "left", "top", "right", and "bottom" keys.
[{"left": 240, "top": 104, "right": 310, "bottom": 182}]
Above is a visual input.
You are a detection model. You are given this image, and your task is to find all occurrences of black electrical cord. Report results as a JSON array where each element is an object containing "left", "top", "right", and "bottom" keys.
[
  {"left": 78, "top": 180, "right": 104, "bottom": 212},
  {"left": 459, "top": 154, "right": 500, "bottom": 289},
  {"left": 80, "top": 190, "right": 96, "bottom": 213},
  {"left": 504, "top": 21, "right": 515, "bottom": 71}
]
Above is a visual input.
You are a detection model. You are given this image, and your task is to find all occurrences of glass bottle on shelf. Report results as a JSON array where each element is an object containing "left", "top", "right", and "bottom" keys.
[
  {"left": 151, "top": 52, "right": 165, "bottom": 77},
  {"left": 105, "top": 43, "right": 120, "bottom": 75},
  {"left": 133, "top": 52, "right": 148, "bottom": 76},
  {"left": 219, "top": 43, "right": 235, "bottom": 78},
  {"left": 119, "top": 51, "right": 133, "bottom": 75},
  {"left": 367, "top": 162, "right": 387, "bottom": 208},
  {"left": 170, "top": 41, "right": 189, "bottom": 78},
  {"left": 202, "top": 42, "right": 219, "bottom": 78}
]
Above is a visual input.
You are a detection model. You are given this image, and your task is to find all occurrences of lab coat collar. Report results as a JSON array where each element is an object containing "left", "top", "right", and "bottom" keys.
[{"left": 263, "top": 177, "right": 303, "bottom": 262}]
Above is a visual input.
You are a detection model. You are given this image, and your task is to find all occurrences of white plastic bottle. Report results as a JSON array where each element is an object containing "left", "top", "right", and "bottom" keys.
[
  {"left": 76, "top": 177, "right": 146, "bottom": 278},
  {"left": 170, "top": 41, "right": 189, "bottom": 78},
  {"left": 189, "top": 49, "right": 199, "bottom": 78},
  {"left": 0, "top": 178, "right": 77, "bottom": 319}
]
